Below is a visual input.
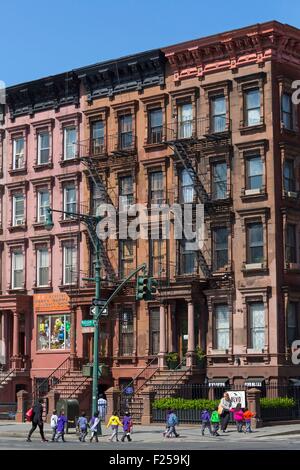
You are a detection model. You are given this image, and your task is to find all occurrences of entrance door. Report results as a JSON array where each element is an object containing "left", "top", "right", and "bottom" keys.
[{"left": 176, "top": 308, "right": 188, "bottom": 364}]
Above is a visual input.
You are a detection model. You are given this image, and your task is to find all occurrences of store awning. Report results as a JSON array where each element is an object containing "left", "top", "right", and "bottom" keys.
[
  {"left": 208, "top": 378, "right": 228, "bottom": 388},
  {"left": 244, "top": 378, "right": 265, "bottom": 387}
]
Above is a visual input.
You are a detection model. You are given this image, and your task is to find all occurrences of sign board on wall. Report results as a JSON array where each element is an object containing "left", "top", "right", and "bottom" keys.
[
  {"left": 228, "top": 390, "right": 246, "bottom": 408},
  {"left": 33, "top": 293, "right": 70, "bottom": 312}
]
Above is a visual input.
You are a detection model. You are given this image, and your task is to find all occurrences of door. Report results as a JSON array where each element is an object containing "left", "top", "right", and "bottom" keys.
[{"left": 176, "top": 308, "right": 188, "bottom": 364}]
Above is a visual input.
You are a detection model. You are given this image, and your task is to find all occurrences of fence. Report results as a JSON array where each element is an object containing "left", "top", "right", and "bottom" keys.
[
  {"left": 150, "top": 383, "right": 300, "bottom": 424},
  {"left": 0, "top": 402, "right": 17, "bottom": 420}
]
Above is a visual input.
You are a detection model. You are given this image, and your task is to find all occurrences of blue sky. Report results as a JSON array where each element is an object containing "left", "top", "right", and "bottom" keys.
[{"left": 2, "top": 0, "right": 300, "bottom": 86}]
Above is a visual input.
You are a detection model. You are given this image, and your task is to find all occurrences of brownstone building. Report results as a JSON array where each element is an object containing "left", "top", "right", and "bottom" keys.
[{"left": 1, "top": 21, "right": 300, "bottom": 416}]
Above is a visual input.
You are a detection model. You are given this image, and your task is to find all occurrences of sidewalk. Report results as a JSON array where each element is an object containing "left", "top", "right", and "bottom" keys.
[{"left": 1, "top": 421, "right": 300, "bottom": 441}]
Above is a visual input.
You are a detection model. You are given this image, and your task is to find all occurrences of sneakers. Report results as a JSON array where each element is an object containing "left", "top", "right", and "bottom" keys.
[{"left": 26, "top": 438, "right": 31, "bottom": 442}]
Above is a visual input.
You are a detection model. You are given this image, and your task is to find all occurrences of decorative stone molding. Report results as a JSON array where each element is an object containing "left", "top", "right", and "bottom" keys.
[
  {"left": 6, "top": 124, "right": 29, "bottom": 174},
  {"left": 235, "top": 72, "right": 266, "bottom": 131}
]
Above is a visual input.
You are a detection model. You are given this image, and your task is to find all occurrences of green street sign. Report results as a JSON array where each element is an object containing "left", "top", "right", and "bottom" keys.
[{"left": 81, "top": 319, "right": 95, "bottom": 327}]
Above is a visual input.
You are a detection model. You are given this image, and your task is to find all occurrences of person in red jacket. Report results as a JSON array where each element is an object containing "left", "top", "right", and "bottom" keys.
[
  {"left": 243, "top": 408, "right": 256, "bottom": 433},
  {"left": 230, "top": 403, "right": 244, "bottom": 433}
]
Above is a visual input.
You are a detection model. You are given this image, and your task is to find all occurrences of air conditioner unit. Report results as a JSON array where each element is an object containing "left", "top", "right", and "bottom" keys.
[
  {"left": 15, "top": 218, "right": 25, "bottom": 226},
  {"left": 287, "top": 191, "right": 298, "bottom": 199}
]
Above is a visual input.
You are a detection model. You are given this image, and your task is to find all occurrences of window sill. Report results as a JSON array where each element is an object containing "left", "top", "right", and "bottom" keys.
[
  {"left": 59, "top": 158, "right": 80, "bottom": 167},
  {"left": 7, "top": 224, "right": 27, "bottom": 233},
  {"left": 58, "top": 284, "right": 78, "bottom": 291},
  {"left": 32, "top": 222, "right": 47, "bottom": 230},
  {"left": 33, "top": 162, "right": 53, "bottom": 171},
  {"left": 8, "top": 168, "right": 27, "bottom": 176},
  {"left": 59, "top": 218, "right": 80, "bottom": 226},
  {"left": 241, "top": 190, "right": 267, "bottom": 202},
  {"left": 33, "top": 286, "right": 53, "bottom": 292},
  {"left": 8, "top": 288, "right": 27, "bottom": 294},
  {"left": 144, "top": 142, "right": 167, "bottom": 152},
  {"left": 36, "top": 349, "right": 70, "bottom": 354},
  {"left": 242, "top": 263, "right": 268, "bottom": 275},
  {"left": 239, "top": 123, "right": 265, "bottom": 135}
]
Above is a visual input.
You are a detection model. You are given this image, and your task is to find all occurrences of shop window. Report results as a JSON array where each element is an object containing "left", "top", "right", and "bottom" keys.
[{"left": 37, "top": 314, "right": 71, "bottom": 350}]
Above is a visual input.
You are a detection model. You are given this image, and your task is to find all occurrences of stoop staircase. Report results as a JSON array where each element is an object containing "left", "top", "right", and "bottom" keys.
[
  {"left": 0, "top": 369, "right": 17, "bottom": 396},
  {"left": 49, "top": 369, "right": 92, "bottom": 400}
]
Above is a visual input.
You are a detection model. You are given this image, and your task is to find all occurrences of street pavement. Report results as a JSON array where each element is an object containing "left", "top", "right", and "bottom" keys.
[{"left": 0, "top": 421, "right": 300, "bottom": 449}]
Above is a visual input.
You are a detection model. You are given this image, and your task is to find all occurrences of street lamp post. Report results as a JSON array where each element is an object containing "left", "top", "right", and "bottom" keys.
[{"left": 45, "top": 207, "right": 102, "bottom": 428}]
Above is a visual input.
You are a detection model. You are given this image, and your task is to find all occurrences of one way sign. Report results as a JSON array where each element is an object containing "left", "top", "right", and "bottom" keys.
[{"left": 90, "top": 305, "right": 108, "bottom": 317}]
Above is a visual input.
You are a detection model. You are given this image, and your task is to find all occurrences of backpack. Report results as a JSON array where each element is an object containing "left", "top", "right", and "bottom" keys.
[
  {"left": 25, "top": 408, "right": 33, "bottom": 422},
  {"left": 167, "top": 413, "right": 178, "bottom": 426}
]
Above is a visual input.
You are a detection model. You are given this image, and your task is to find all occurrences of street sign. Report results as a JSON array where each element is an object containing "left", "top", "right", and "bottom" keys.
[
  {"left": 81, "top": 319, "right": 95, "bottom": 328},
  {"left": 92, "top": 299, "right": 107, "bottom": 307},
  {"left": 82, "top": 327, "right": 95, "bottom": 334},
  {"left": 90, "top": 305, "right": 108, "bottom": 317}
]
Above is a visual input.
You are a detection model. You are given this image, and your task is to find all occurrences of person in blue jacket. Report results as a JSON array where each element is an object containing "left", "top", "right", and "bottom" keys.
[{"left": 54, "top": 410, "right": 67, "bottom": 442}]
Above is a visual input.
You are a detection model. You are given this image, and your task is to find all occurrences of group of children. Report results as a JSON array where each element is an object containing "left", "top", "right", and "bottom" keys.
[
  {"left": 200, "top": 404, "right": 255, "bottom": 436},
  {"left": 50, "top": 409, "right": 133, "bottom": 443}
]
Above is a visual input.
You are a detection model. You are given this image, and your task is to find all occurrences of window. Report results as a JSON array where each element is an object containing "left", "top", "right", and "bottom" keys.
[
  {"left": 180, "top": 168, "right": 194, "bottom": 203},
  {"left": 212, "top": 162, "right": 227, "bottom": 200},
  {"left": 148, "top": 109, "right": 163, "bottom": 144},
  {"left": 214, "top": 304, "right": 229, "bottom": 350},
  {"left": 149, "top": 308, "right": 160, "bottom": 355},
  {"left": 246, "top": 155, "right": 263, "bottom": 190},
  {"left": 91, "top": 121, "right": 105, "bottom": 155},
  {"left": 63, "top": 245, "right": 77, "bottom": 285},
  {"left": 38, "top": 132, "right": 50, "bottom": 164},
  {"left": 178, "top": 103, "right": 193, "bottom": 138},
  {"left": 282, "top": 93, "right": 293, "bottom": 130},
  {"left": 91, "top": 181, "right": 105, "bottom": 216},
  {"left": 283, "top": 159, "right": 295, "bottom": 192},
  {"left": 180, "top": 239, "right": 196, "bottom": 274},
  {"left": 13, "top": 137, "right": 25, "bottom": 169},
  {"left": 249, "top": 302, "right": 265, "bottom": 351},
  {"left": 213, "top": 227, "right": 228, "bottom": 270},
  {"left": 119, "top": 308, "right": 133, "bottom": 356},
  {"left": 247, "top": 222, "right": 263, "bottom": 264},
  {"left": 245, "top": 89, "right": 260, "bottom": 126},
  {"left": 37, "top": 248, "right": 49, "bottom": 287},
  {"left": 211, "top": 95, "right": 226, "bottom": 133},
  {"left": 13, "top": 194, "right": 25, "bottom": 226},
  {"left": 119, "top": 175, "right": 134, "bottom": 211},
  {"left": 37, "top": 190, "right": 49, "bottom": 223},
  {"left": 119, "top": 115, "right": 133, "bottom": 149},
  {"left": 12, "top": 251, "right": 24, "bottom": 289},
  {"left": 286, "top": 224, "right": 297, "bottom": 264},
  {"left": 149, "top": 171, "right": 163, "bottom": 205},
  {"left": 150, "top": 239, "right": 166, "bottom": 277},
  {"left": 287, "top": 302, "right": 298, "bottom": 347},
  {"left": 63, "top": 185, "right": 76, "bottom": 219},
  {"left": 63, "top": 127, "right": 77, "bottom": 160},
  {"left": 37, "top": 314, "right": 71, "bottom": 350},
  {"left": 120, "top": 240, "right": 134, "bottom": 278}
]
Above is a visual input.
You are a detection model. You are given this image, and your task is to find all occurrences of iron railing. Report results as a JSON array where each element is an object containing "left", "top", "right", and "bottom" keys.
[
  {"left": 0, "top": 369, "right": 16, "bottom": 388},
  {"left": 165, "top": 116, "right": 232, "bottom": 143},
  {"left": 33, "top": 357, "right": 71, "bottom": 400}
]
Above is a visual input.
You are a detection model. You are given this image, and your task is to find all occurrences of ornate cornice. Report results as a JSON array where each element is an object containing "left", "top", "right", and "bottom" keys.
[{"left": 163, "top": 21, "right": 300, "bottom": 82}]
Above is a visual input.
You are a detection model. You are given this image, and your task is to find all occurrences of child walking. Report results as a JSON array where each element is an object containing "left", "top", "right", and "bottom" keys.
[
  {"left": 89, "top": 412, "right": 100, "bottom": 442},
  {"left": 121, "top": 411, "right": 133, "bottom": 442},
  {"left": 106, "top": 411, "right": 122, "bottom": 442},
  {"left": 165, "top": 410, "right": 179, "bottom": 438},
  {"left": 243, "top": 408, "right": 255, "bottom": 433},
  {"left": 54, "top": 410, "right": 67, "bottom": 442},
  {"left": 77, "top": 411, "right": 88, "bottom": 442},
  {"left": 50, "top": 409, "right": 58, "bottom": 442},
  {"left": 200, "top": 408, "right": 212, "bottom": 436},
  {"left": 210, "top": 407, "right": 221, "bottom": 436},
  {"left": 230, "top": 403, "right": 244, "bottom": 433},
  {"left": 163, "top": 408, "right": 172, "bottom": 437}
]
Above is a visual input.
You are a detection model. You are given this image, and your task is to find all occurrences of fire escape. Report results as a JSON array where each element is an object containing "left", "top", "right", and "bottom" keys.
[{"left": 166, "top": 116, "right": 233, "bottom": 288}]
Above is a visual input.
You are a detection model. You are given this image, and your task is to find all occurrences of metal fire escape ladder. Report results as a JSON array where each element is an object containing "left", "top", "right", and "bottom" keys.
[
  {"left": 79, "top": 156, "right": 117, "bottom": 282},
  {"left": 167, "top": 139, "right": 212, "bottom": 279}
]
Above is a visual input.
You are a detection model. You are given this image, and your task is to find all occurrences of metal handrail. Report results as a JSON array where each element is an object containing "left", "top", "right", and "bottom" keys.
[
  {"left": 120, "top": 356, "right": 159, "bottom": 396},
  {"left": 165, "top": 116, "right": 232, "bottom": 142},
  {"left": 66, "top": 376, "right": 91, "bottom": 400},
  {"left": 33, "top": 356, "right": 71, "bottom": 399},
  {"left": 154, "top": 366, "right": 192, "bottom": 399},
  {"left": 0, "top": 368, "right": 16, "bottom": 387}
]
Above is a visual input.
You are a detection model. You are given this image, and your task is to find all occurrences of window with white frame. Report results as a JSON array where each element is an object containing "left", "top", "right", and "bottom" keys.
[
  {"left": 287, "top": 302, "right": 298, "bottom": 347},
  {"left": 37, "top": 314, "right": 70, "bottom": 350},
  {"left": 119, "top": 240, "right": 134, "bottom": 278},
  {"left": 179, "top": 168, "right": 194, "bottom": 203},
  {"left": 13, "top": 137, "right": 25, "bottom": 169},
  {"left": 246, "top": 155, "right": 263, "bottom": 190},
  {"left": 282, "top": 93, "right": 293, "bottom": 130},
  {"left": 178, "top": 103, "right": 193, "bottom": 139},
  {"left": 249, "top": 302, "right": 265, "bottom": 351},
  {"left": 214, "top": 304, "right": 229, "bottom": 350},
  {"left": 149, "top": 307, "right": 160, "bottom": 355},
  {"left": 149, "top": 171, "right": 163, "bottom": 205},
  {"left": 211, "top": 95, "right": 226, "bottom": 133},
  {"left": 63, "top": 185, "right": 76, "bottom": 219},
  {"left": 119, "top": 308, "right": 133, "bottom": 356},
  {"left": 91, "top": 121, "right": 105, "bottom": 155},
  {"left": 38, "top": 132, "right": 50, "bottom": 164},
  {"left": 37, "top": 189, "right": 49, "bottom": 223},
  {"left": 63, "top": 127, "right": 77, "bottom": 160},
  {"left": 244, "top": 88, "right": 261, "bottom": 126},
  {"left": 37, "top": 248, "right": 49, "bottom": 287},
  {"left": 119, "top": 175, "right": 134, "bottom": 211},
  {"left": 13, "top": 193, "right": 25, "bottom": 226},
  {"left": 63, "top": 245, "right": 77, "bottom": 285},
  {"left": 119, "top": 115, "right": 133, "bottom": 149},
  {"left": 12, "top": 250, "right": 24, "bottom": 289}
]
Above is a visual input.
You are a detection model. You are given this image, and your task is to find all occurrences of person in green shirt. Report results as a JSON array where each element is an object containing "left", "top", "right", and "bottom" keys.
[{"left": 210, "top": 407, "right": 221, "bottom": 436}]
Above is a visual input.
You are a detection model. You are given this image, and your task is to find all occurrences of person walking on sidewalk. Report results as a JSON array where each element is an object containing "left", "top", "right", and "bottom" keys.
[
  {"left": 26, "top": 399, "right": 48, "bottom": 442},
  {"left": 165, "top": 410, "right": 180, "bottom": 438},
  {"left": 89, "top": 412, "right": 100, "bottom": 442},
  {"left": 50, "top": 410, "right": 58, "bottom": 442},
  {"left": 98, "top": 394, "right": 107, "bottom": 421},
  {"left": 219, "top": 392, "right": 232, "bottom": 433},
  {"left": 77, "top": 411, "right": 88, "bottom": 442},
  {"left": 54, "top": 410, "right": 67, "bottom": 442},
  {"left": 200, "top": 408, "right": 212, "bottom": 436},
  {"left": 210, "top": 407, "right": 221, "bottom": 436},
  {"left": 243, "top": 408, "right": 255, "bottom": 433},
  {"left": 230, "top": 403, "right": 244, "bottom": 433},
  {"left": 106, "top": 411, "right": 122, "bottom": 442},
  {"left": 121, "top": 411, "right": 133, "bottom": 442}
]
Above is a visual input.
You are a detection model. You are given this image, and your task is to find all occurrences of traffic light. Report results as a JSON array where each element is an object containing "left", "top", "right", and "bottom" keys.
[
  {"left": 136, "top": 276, "right": 148, "bottom": 300},
  {"left": 147, "top": 277, "right": 158, "bottom": 300}
]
